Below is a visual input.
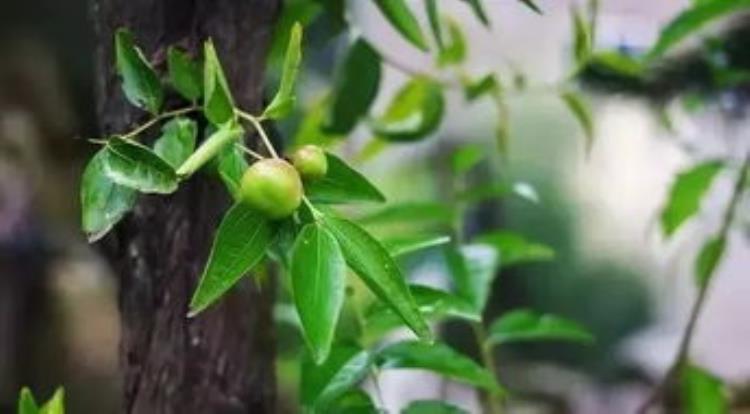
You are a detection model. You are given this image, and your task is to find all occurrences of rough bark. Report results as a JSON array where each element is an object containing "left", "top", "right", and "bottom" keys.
[{"left": 90, "top": 1, "right": 279, "bottom": 413}]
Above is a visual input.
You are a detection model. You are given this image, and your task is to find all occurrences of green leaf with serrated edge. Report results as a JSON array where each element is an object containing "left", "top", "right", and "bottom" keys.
[
  {"left": 292, "top": 223, "right": 347, "bottom": 364},
  {"left": 264, "top": 22, "right": 303, "bottom": 119},
  {"left": 177, "top": 123, "right": 244, "bottom": 178},
  {"left": 305, "top": 153, "right": 385, "bottom": 204},
  {"left": 203, "top": 40, "right": 235, "bottom": 125},
  {"left": 39, "top": 388, "right": 64, "bottom": 414},
  {"left": 81, "top": 148, "right": 137, "bottom": 242},
  {"left": 463, "top": 0, "right": 490, "bottom": 26},
  {"left": 518, "top": 0, "right": 543, "bottom": 14},
  {"left": 329, "top": 390, "right": 378, "bottom": 414},
  {"left": 189, "top": 203, "right": 274, "bottom": 316},
  {"left": 322, "top": 215, "right": 431, "bottom": 340},
  {"left": 661, "top": 161, "right": 723, "bottom": 237},
  {"left": 695, "top": 236, "right": 726, "bottom": 288},
  {"left": 301, "top": 344, "right": 372, "bottom": 409},
  {"left": 487, "top": 309, "right": 594, "bottom": 345},
  {"left": 572, "top": 7, "right": 592, "bottom": 65},
  {"left": 371, "top": 78, "right": 444, "bottom": 142},
  {"left": 18, "top": 388, "right": 38, "bottom": 414},
  {"left": 561, "top": 91, "right": 594, "bottom": 154},
  {"left": 463, "top": 73, "right": 500, "bottom": 102},
  {"left": 452, "top": 145, "right": 485, "bottom": 174},
  {"left": 324, "top": 38, "right": 382, "bottom": 135},
  {"left": 402, "top": 400, "right": 468, "bottom": 414},
  {"left": 216, "top": 144, "right": 249, "bottom": 200},
  {"left": 425, "top": 0, "right": 443, "bottom": 49},
  {"left": 437, "top": 18, "right": 467, "bottom": 67},
  {"left": 102, "top": 137, "right": 178, "bottom": 194},
  {"left": 376, "top": 341, "right": 503, "bottom": 393},
  {"left": 357, "top": 202, "right": 454, "bottom": 227},
  {"left": 374, "top": 0, "right": 429, "bottom": 51},
  {"left": 647, "top": 0, "right": 750, "bottom": 61},
  {"left": 476, "top": 230, "right": 555, "bottom": 268},
  {"left": 445, "top": 244, "right": 499, "bottom": 313},
  {"left": 167, "top": 47, "right": 202, "bottom": 101},
  {"left": 384, "top": 234, "right": 451, "bottom": 257},
  {"left": 681, "top": 364, "right": 727, "bottom": 414},
  {"left": 114, "top": 29, "right": 163, "bottom": 114},
  {"left": 153, "top": 117, "right": 197, "bottom": 168}
]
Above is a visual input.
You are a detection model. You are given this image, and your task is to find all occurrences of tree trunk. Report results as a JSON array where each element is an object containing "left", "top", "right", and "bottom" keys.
[{"left": 90, "top": 1, "right": 279, "bottom": 413}]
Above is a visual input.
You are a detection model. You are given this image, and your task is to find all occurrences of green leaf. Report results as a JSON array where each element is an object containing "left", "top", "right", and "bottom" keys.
[
  {"left": 425, "top": 0, "right": 443, "bottom": 49},
  {"left": 458, "top": 181, "right": 539, "bottom": 205},
  {"left": 80, "top": 148, "right": 137, "bottom": 242},
  {"left": 301, "top": 344, "right": 373, "bottom": 408},
  {"left": 372, "top": 78, "right": 445, "bottom": 142},
  {"left": 102, "top": 137, "right": 178, "bottom": 194},
  {"left": 264, "top": 22, "right": 303, "bottom": 119},
  {"left": 17, "top": 388, "right": 38, "bottom": 414},
  {"left": 376, "top": 341, "right": 502, "bottom": 393},
  {"left": 167, "top": 47, "right": 202, "bottom": 101},
  {"left": 374, "top": 0, "right": 429, "bottom": 51},
  {"left": 588, "top": 51, "right": 644, "bottom": 78},
  {"left": 487, "top": 309, "right": 594, "bottom": 345},
  {"left": 681, "top": 364, "right": 727, "bottom": 414},
  {"left": 322, "top": 215, "right": 431, "bottom": 340},
  {"left": 402, "top": 400, "right": 468, "bottom": 414},
  {"left": 571, "top": 7, "right": 592, "bottom": 65},
  {"left": 203, "top": 40, "right": 235, "bottom": 125},
  {"left": 295, "top": 95, "right": 341, "bottom": 146},
  {"left": 324, "top": 38, "right": 382, "bottom": 135},
  {"left": 189, "top": 203, "right": 274, "bottom": 316},
  {"left": 383, "top": 234, "right": 451, "bottom": 257},
  {"left": 305, "top": 153, "right": 386, "bottom": 204},
  {"left": 463, "top": 0, "right": 490, "bottom": 26},
  {"left": 647, "top": 0, "right": 750, "bottom": 61},
  {"left": 437, "top": 18, "right": 467, "bottom": 67},
  {"left": 291, "top": 223, "right": 347, "bottom": 364},
  {"left": 476, "top": 230, "right": 555, "bottom": 268},
  {"left": 357, "top": 202, "right": 454, "bottom": 228},
  {"left": 463, "top": 73, "right": 500, "bottom": 102},
  {"left": 39, "top": 388, "right": 64, "bottom": 414},
  {"left": 153, "top": 117, "right": 197, "bottom": 168},
  {"left": 452, "top": 145, "right": 485, "bottom": 174},
  {"left": 329, "top": 390, "right": 378, "bottom": 414},
  {"left": 445, "top": 244, "right": 500, "bottom": 312},
  {"left": 216, "top": 144, "right": 249, "bottom": 200},
  {"left": 114, "top": 29, "right": 163, "bottom": 114},
  {"left": 695, "top": 236, "right": 726, "bottom": 288},
  {"left": 661, "top": 161, "right": 723, "bottom": 237},
  {"left": 518, "top": 0, "right": 543, "bottom": 14},
  {"left": 176, "top": 122, "right": 244, "bottom": 178},
  {"left": 561, "top": 91, "right": 594, "bottom": 154}
]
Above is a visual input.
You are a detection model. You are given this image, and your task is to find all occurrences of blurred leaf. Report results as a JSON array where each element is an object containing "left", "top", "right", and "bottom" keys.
[
  {"left": 695, "top": 236, "right": 726, "bottom": 288},
  {"left": 176, "top": 123, "right": 243, "bottom": 178},
  {"left": 295, "top": 95, "right": 341, "bottom": 147},
  {"left": 167, "top": 47, "right": 202, "bottom": 101},
  {"left": 17, "top": 388, "right": 38, "bottom": 414},
  {"left": 458, "top": 181, "right": 540, "bottom": 205},
  {"left": 306, "top": 153, "right": 386, "bottom": 204},
  {"left": 324, "top": 38, "right": 382, "bottom": 135},
  {"left": 203, "top": 40, "right": 235, "bottom": 125},
  {"left": 463, "top": 0, "right": 490, "bottom": 26},
  {"left": 437, "top": 18, "right": 467, "bottom": 66},
  {"left": 571, "top": 7, "right": 592, "bottom": 66},
  {"left": 355, "top": 137, "right": 390, "bottom": 163},
  {"left": 301, "top": 344, "right": 372, "bottom": 408},
  {"left": 376, "top": 341, "right": 503, "bottom": 393},
  {"left": 518, "top": 0, "right": 542, "bottom": 14},
  {"left": 589, "top": 51, "right": 644, "bottom": 77},
  {"left": 189, "top": 203, "right": 273, "bottom": 316},
  {"left": 445, "top": 244, "right": 500, "bottom": 312},
  {"left": 103, "top": 137, "right": 178, "bottom": 194},
  {"left": 153, "top": 117, "right": 197, "bottom": 168},
  {"left": 487, "top": 309, "right": 594, "bottom": 345},
  {"left": 114, "top": 29, "right": 163, "bottom": 114},
  {"left": 39, "top": 388, "right": 64, "bottom": 414},
  {"left": 372, "top": 78, "right": 445, "bottom": 142},
  {"left": 661, "top": 161, "right": 723, "bottom": 237},
  {"left": 425, "top": 0, "right": 443, "bottom": 49},
  {"left": 292, "top": 223, "right": 347, "bottom": 364},
  {"left": 402, "top": 400, "right": 468, "bottom": 414},
  {"left": 384, "top": 234, "right": 451, "bottom": 257},
  {"left": 357, "top": 202, "right": 454, "bottom": 227},
  {"left": 81, "top": 148, "right": 137, "bottom": 242},
  {"left": 374, "top": 0, "right": 429, "bottom": 51},
  {"left": 561, "top": 91, "right": 594, "bottom": 154},
  {"left": 476, "top": 230, "right": 555, "bottom": 268},
  {"left": 264, "top": 22, "right": 303, "bottom": 119},
  {"left": 463, "top": 73, "right": 500, "bottom": 102},
  {"left": 452, "top": 144, "right": 486, "bottom": 174},
  {"left": 329, "top": 390, "right": 379, "bottom": 414},
  {"left": 322, "top": 215, "right": 431, "bottom": 340},
  {"left": 216, "top": 144, "right": 249, "bottom": 200},
  {"left": 681, "top": 364, "right": 727, "bottom": 414}
]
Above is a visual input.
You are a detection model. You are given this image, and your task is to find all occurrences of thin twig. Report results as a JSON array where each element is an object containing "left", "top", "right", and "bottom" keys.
[
  {"left": 235, "top": 109, "right": 279, "bottom": 158},
  {"left": 120, "top": 106, "right": 199, "bottom": 140},
  {"left": 236, "top": 143, "right": 264, "bottom": 161},
  {"left": 472, "top": 323, "right": 503, "bottom": 414}
]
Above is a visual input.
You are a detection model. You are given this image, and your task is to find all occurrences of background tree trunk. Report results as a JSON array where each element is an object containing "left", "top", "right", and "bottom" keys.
[{"left": 90, "top": 1, "right": 280, "bottom": 413}]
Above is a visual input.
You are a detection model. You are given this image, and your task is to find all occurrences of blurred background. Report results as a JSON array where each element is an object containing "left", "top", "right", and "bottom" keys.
[{"left": 1, "top": 0, "right": 749, "bottom": 413}]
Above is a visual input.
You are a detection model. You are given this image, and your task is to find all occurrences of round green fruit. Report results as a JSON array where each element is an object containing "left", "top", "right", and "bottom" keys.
[
  {"left": 291, "top": 145, "right": 328, "bottom": 180},
  {"left": 240, "top": 159, "right": 303, "bottom": 219}
]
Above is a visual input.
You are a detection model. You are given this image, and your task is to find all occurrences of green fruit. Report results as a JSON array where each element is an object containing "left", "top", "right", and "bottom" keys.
[
  {"left": 291, "top": 145, "right": 328, "bottom": 180},
  {"left": 240, "top": 159, "right": 303, "bottom": 219}
]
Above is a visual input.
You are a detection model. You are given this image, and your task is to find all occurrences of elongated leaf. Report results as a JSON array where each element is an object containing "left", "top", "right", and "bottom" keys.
[
  {"left": 681, "top": 364, "right": 727, "bottom": 414},
  {"left": 561, "top": 91, "right": 594, "bottom": 154},
  {"left": 463, "top": 0, "right": 490, "bottom": 26},
  {"left": 329, "top": 390, "right": 378, "bottom": 414},
  {"left": 695, "top": 236, "right": 725, "bottom": 288},
  {"left": 306, "top": 153, "right": 385, "bottom": 204},
  {"left": 39, "top": 388, "right": 64, "bottom": 414},
  {"left": 445, "top": 244, "right": 499, "bottom": 313},
  {"left": 81, "top": 148, "right": 137, "bottom": 242},
  {"left": 103, "top": 137, "right": 178, "bottom": 194},
  {"left": 588, "top": 51, "right": 644, "bottom": 78},
  {"left": 425, "top": 0, "right": 443, "bottom": 49},
  {"left": 176, "top": 123, "right": 244, "bottom": 178},
  {"left": 292, "top": 223, "right": 347, "bottom": 364},
  {"left": 647, "top": 0, "right": 750, "bottom": 61},
  {"left": 264, "top": 22, "right": 303, "bottom": 119},
  {"left": 322, "top": 215, "right": 431, "bottom": 340},
  {"left": 167, "top": 47, "right": 202, "bottom": 101},
  {"left": 571, "top": 7, "right": 592, "bottom": 65},
  {"left": 189, "top": 203, "right": 273, "bottom": 315},
  {"left": 463, "top": 73, "right": 500, "bottom": 102},
  {"left": 487, "top": 309, "right": 594, "bottom": 345},
  {"left": 295, "top": 95, "right": 341, "bottom": 146},
  {"left": 203, "top": 40, "right": 235, "bottom": 125},
  {"left": 384, "top": 234, "right": 451, "bottom": 257},
  {"left": 153, "top": 117, "right": 197, "bottom": 168},
  {"left": 452, "top": 145, "right": 485, "bottom": 174},
  {"left": 661, "top": 161, "right": 723, "bottom": 237},
  {"left": 114, "top": 29, "right": 163, "bottom": 114},
  {"left": 477, "top": 230, "right": 555, "bottom": 268},
  {"left": 372, "top": 78, "right": 444, "bottom": 142},
  {"left": 301, "top": 344, "right": 373, "bottom": 408},
  {"left": 18, "top": 388, "right": 38, "bottom": 414},
  {"left": 357, "top": 202, "right": 454, "bottom": 227},
  {"left": 458, "top": 181, "right": 539, "bottom": 205},
  {"left": 324, "top": 38, "right": 382, "bottom": 135},
  {"left": 518, "top": 0, "right": 543, "bottom": 14},
  {"left": 437, "top": 18, "right": 467, "bottom": 67},
  {"left": 216, "top": 144, "right": 249, "bottom": 199},
  {"left": 376, "top": 341, "right": 502, "bottom": 393},
  {"left": 374, "top": 0, "right": 429, "bottom": 51},
  {"left": 403, "top": 400, "right": 468, "bottom": 414}
]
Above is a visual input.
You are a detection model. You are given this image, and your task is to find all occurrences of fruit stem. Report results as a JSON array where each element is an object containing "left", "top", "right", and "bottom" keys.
[
  {"left": 302, "top": 196, "right": 322, "bottom": 219},
  {"left": 235, "top": 109, "right": 279, "bottom": 159},
  {"left": 236, "top": 143, "right": 265, "bottom": 161}
]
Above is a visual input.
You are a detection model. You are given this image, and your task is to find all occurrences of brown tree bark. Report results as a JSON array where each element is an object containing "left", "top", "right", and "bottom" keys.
[{"left": 90, "top": 1, "right": 280, "bottom": 413}]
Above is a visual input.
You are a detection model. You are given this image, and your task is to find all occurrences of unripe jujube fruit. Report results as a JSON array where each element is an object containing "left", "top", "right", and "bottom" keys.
[
  {"left": 240, "top": 159, "right": 303, "bottom": 219},
  {"left": 290, "top": 145, "right": 328, "bottom": 181}
]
